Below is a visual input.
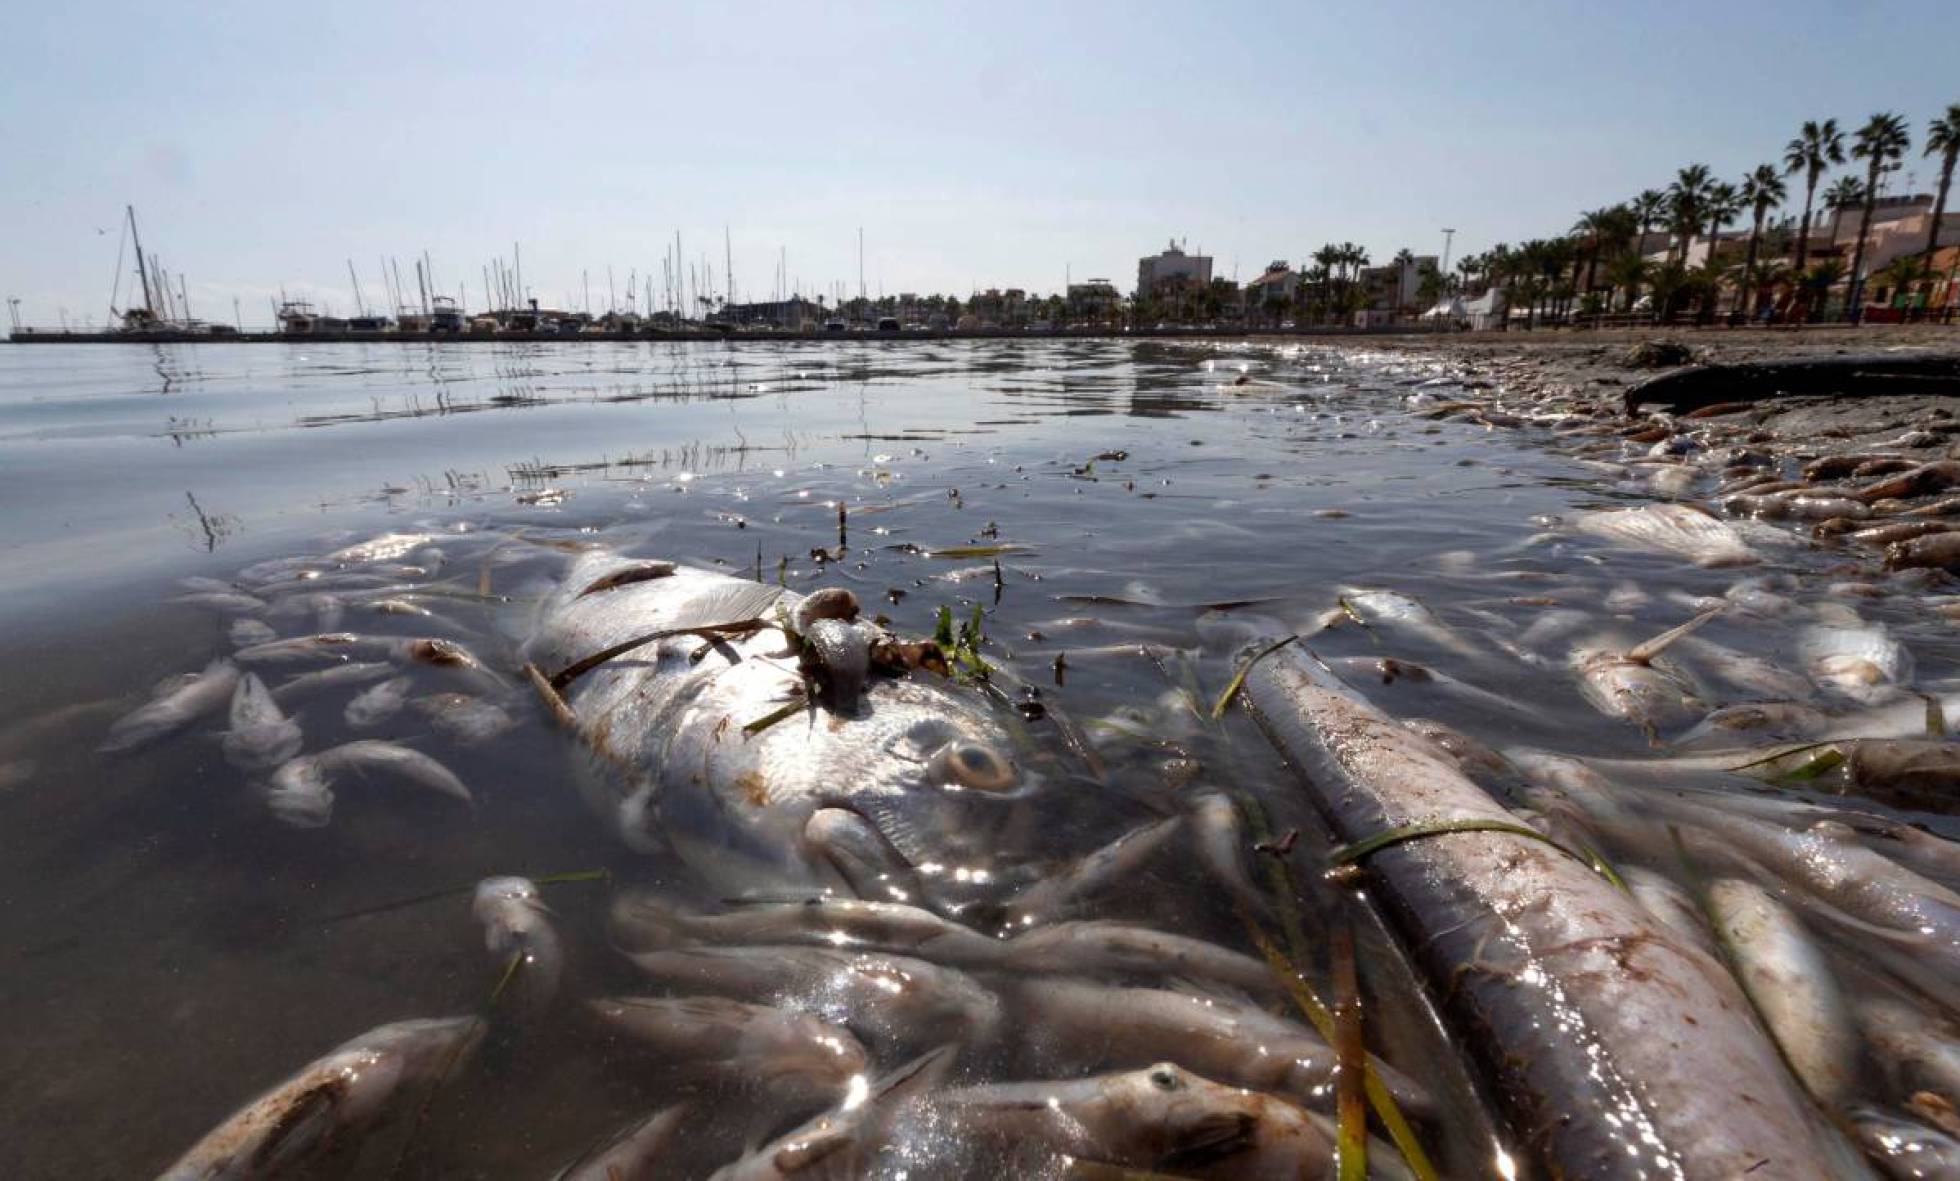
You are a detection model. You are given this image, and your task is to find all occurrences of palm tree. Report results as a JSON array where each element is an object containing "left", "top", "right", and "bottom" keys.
[
  {"left": 1698, "top": 182, "right": 1741, "bottom": 319},
  {"left": 1668, "top": 165, "right": 1713, "bottom": 263},
  {"left": 1925, "top": 104, "right": 1960, "bottom": 257},
  {"left": 1783, "top": 119, "right": 1845, "bottom": 279},
  {"left": 1879, "top": 253, "right": 1934, "bottom": 310},
  {"left": 1572, "top": 207, "right": 1616, "bottom": 296},
  {"left": 1824, "top": 175, "right": 1868, "bottom": 240},
  {"left": 1847, "top": 111, "right": 1912, "bottom": 317},
  {"left": 1625, "top": 189, "right": 1665, "bottom": 310},
  {"left": 1738, "top": 164, "right": 1787, "bottom": 318}
]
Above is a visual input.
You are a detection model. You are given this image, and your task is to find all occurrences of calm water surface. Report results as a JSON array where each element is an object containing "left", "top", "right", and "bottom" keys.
[{"left": 0, "top": 341, "right": 1948, "bottom": 1177}]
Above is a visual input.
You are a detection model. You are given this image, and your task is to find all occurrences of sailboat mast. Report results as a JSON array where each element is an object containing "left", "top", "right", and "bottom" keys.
[{"left": 128, "top": 206, "right": 155, "bottom": 316}]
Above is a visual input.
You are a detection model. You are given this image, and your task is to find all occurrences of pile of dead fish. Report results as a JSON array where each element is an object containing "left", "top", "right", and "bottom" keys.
[{"left": 129, "top": 528, "right": 1438, "bottom": 1180}]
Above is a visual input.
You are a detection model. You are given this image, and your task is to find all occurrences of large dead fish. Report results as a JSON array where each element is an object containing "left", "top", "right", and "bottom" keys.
[
  {"left": 1243, "top": 644, "right": 1852, "bottom": 1179},
  {"left": 521, "top": 555, "right": 1029, "bottom": 911},
  {"left": 158, "top": 1016, "right": 480, "bottom": 1180}
]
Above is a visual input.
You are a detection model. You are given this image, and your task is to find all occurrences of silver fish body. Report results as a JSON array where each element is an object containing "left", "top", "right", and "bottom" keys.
[
  {"left": 522, "top": 555, "right": 1026, "bottom": 908},
  {"left": 220, "top": 673, "right": 303, "bottom": 772},
  {"left": 157, "top": 1016, "right": 480, "bottom": 1181},
  {"left": 920, "top": 1063, "right": 1350, "bottom": 1181},
  {"left": 472, "top": 876, "right": 563, "bottom": 1015},
  {"left": 588, "top": 996, "right": 868, "bottom": 1102},
  {"left": 101, "top": 660, "right": 241, "bottom": 754}
]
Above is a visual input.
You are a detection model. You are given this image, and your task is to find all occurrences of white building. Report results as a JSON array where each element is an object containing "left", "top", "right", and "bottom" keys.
[{"left": 1137, "top": 240, "right": 1214, "bottom": 294}]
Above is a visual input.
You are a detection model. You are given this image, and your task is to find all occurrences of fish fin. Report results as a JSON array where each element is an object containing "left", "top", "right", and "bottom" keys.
[{"left": 1627, "top": 606, "right": 1723, "bottom": 665}]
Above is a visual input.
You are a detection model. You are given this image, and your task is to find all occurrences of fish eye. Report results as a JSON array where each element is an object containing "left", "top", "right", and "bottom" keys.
[
  {"left": 1148, "top": 1065, "right": 1182, "bottom": 1091},
  {"left": 928, "top": 742, "right": 1017, "bottom": 792}
]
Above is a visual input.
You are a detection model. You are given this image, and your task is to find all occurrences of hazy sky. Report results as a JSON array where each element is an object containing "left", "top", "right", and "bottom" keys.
[{"left": 3, "top": 0, "right": 1955, "bottom": 326}]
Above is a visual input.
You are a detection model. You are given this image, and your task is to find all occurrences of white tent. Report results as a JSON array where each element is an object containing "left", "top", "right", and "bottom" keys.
[{"left": 1421, "top": 298, "right": 1467, "bottom": 321}]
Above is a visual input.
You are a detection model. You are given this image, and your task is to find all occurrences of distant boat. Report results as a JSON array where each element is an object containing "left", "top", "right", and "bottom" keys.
[
  {"left": 429, "top": 295, "right": 465, "bottom": 333},
  {"left": 277, "top": 302, "right": 347, "bottom": 335}
]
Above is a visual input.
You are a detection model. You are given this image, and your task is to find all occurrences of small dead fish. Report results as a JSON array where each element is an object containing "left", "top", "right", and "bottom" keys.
[
  {"left": 265, "top": 741, "right": 472, "bottom": 827},
  {"left": 269, "top": 662, "right": 394, "bottom": 706},
  {"left": 324, "top": 531, "right": 442, "bottom": 565},
  {"left": 1338, "top": 587, "right": 1480, "bottom": 658},
  {"left": 924, "top": 1062, "right": 1352, "bottom": 1181},
  {"left": 157, "top": 1016, "right": 481, "bottom": 1181},
  {"left": 1705, "top": 877, "right": 1860, "bottom": 1106},
  {"left": 101, "top": 660, "right": 241, "bottom": 754},
  {"left": 554, "top": 1106, "right": 688, "bottom": 1181},
  {"left": 1888, "top": 532, "right": 1960, "bottom": 575},
  {"left": 229, "top": 618, "right": 277, "bottom": 648},
  {"left": 1846, "top": 739, "right": 1960, "bottom": 813},
  {"left": 1004, "top": 816, "right": 1182, "bottom": 923},
  {"left": 233, "top": 632, "right": 371, "bottom": 667},
  {"left": 707, "top": 1046, "right": 954, "bottom": 1181},
  {"left": 1188, "top": 792, "right": 1269, "bottom": 918},
  {"left": 413, "top": 693, "right": 515, "bottom": 745},
  {"left": 1847, "top": 1108, "right": 1960, "bottom": 1180},
  {"left": 1011, "top": 977, "right": 1431, "bottom": 1118},
  {"left": 609, "top": 894, "right": 1002, "bottom": 965},
  {"left": 172, "top": 591, "right": 268, "bottom": 615},
  {"left": 588, "top": 996, "right": 868, "bottom": 1102},
  {"left": 221, "top": 673, "right": 303, "bottom": 772},
  {"left": 1571, "top": 646, "right": 1704, "bottom": 736},
  {"left": 473, "top": 876, "right": 563, "bottom": 1015},
  {"left": 627, "top": 945, "right": 1001, "bottom": 1056},
  {"left": 344, "top": 677, "right": 413, "bottom": 728}
]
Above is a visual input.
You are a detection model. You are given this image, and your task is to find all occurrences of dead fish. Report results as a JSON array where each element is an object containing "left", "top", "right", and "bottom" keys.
[
  {"left": 1672, "top": 702, "right": 1834, "bottom": 750},
  {"left": 1857, "top": 995, "right": 1960, "bottom": 1111},
  {"left": 1188, "top": 792, "right": 1269, "bottom": 918},
  {"left": 412, "top": 693, "right": 515, "bottom": 745},
  {"left": 1003, "top": 816, "right": 1182, "bottom": 923},
  {"left": 921, "top": 1062, "right": 1352, "bottom": 1181},
  {"left": 1846, "top": 739, "right": 1960, "bottom": 813},
  {"left": 553, "top": 1107, "right": 688, "bottom": 1181},
  {"left": 1676, "top": 637, "right": 1815, "bottom": 702},
  {"left": 1010, "top": 977, "right": 1430, "bottom": 1118},
  {"left": 269, "top": 662, "right": 394, "bottom": 706},
  {"left": 1889, "top": 533, "right": 1960, "bottom": 575},
  {"left": 1623, "top": 867, "right": 1723, "bottom": 962},
  {"left": 1799, "top": 615, "right": 1914, "bottom": 703},
  {"left": 609, "top": 894, "right": 1002, "bottom": 965},
  {"left": 996, "top": 921, "right": 1284, "bottom": 1002},
  {"left": 628, "top": 946, "right": 1001, "bottom": 1056},
  {"left": 1571, "top": 645, "right": 1705, "bottom": 736},
  {"left": 706, "top": 1046, "right": 954, "bottom": 1181},
  {"left": 1705, "top": 877, "right": 1860, "bottom": 1107},
  {"left": 265, "top": 741, "right": 472, "bottom": 827},
  {"left": 343, "top": 677, "right": 413, "bottom": 728},
  {"left": 587, "top": 997, "right": 868, "bottom": 1102},
  {"left": 172, "top": 590, "right": 268, "bottom": 615},
  {"left": 101, "top": 660, "right": 241, "bottom": 754},
  {"left": 1338, "top": 587, "right": 1480, "bottom": 658},
  {"left": 234, "top": 632, "right": 371, "bottom": 666},
  {"left": 1574, "top": 503, "right": 1759, "bottom": 567},
  {"left": 472, "top": 876, "right": 563, "bottom": 1015},
  {"left": 1852, "top": 521, "right": 1955, "bottom": 547},
  {"left": 1847, "top": 1108, "right": 1960, "bottom": 1180},
  {"left": 229, "top": 618, "right": 277, "bottom": 648},
  {"left": 324, "top": 531, "right": 442, "bottom": 565},
  {"left": 1859, "top": 460, "right": 1960, "bottom": 503},
  {"left": 157, "top": 1016, "right": 481, "bottom": 1181},
  {"left": 220, "top": 673, "right": 303, "bottom": 772}
]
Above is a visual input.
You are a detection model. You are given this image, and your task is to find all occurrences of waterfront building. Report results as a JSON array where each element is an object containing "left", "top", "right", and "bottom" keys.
[{"left": 1136, "top": 240, "right": 1213, "bottom": 295}]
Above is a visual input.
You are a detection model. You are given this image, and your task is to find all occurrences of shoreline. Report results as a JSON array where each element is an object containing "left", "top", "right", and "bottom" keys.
[{"left": 1370, "top": 324, "right": 1960, "bottom": 577}]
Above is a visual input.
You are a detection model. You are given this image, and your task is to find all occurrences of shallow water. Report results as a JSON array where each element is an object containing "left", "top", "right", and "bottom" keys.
[{"left": 0, "top": 340, "right": 1953, "bottom": 1178}]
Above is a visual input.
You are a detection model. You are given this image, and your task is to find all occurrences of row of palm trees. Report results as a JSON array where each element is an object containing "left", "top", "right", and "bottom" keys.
[{"left": 1455, "top": 104, "right": 1960, "bottom": 324}]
